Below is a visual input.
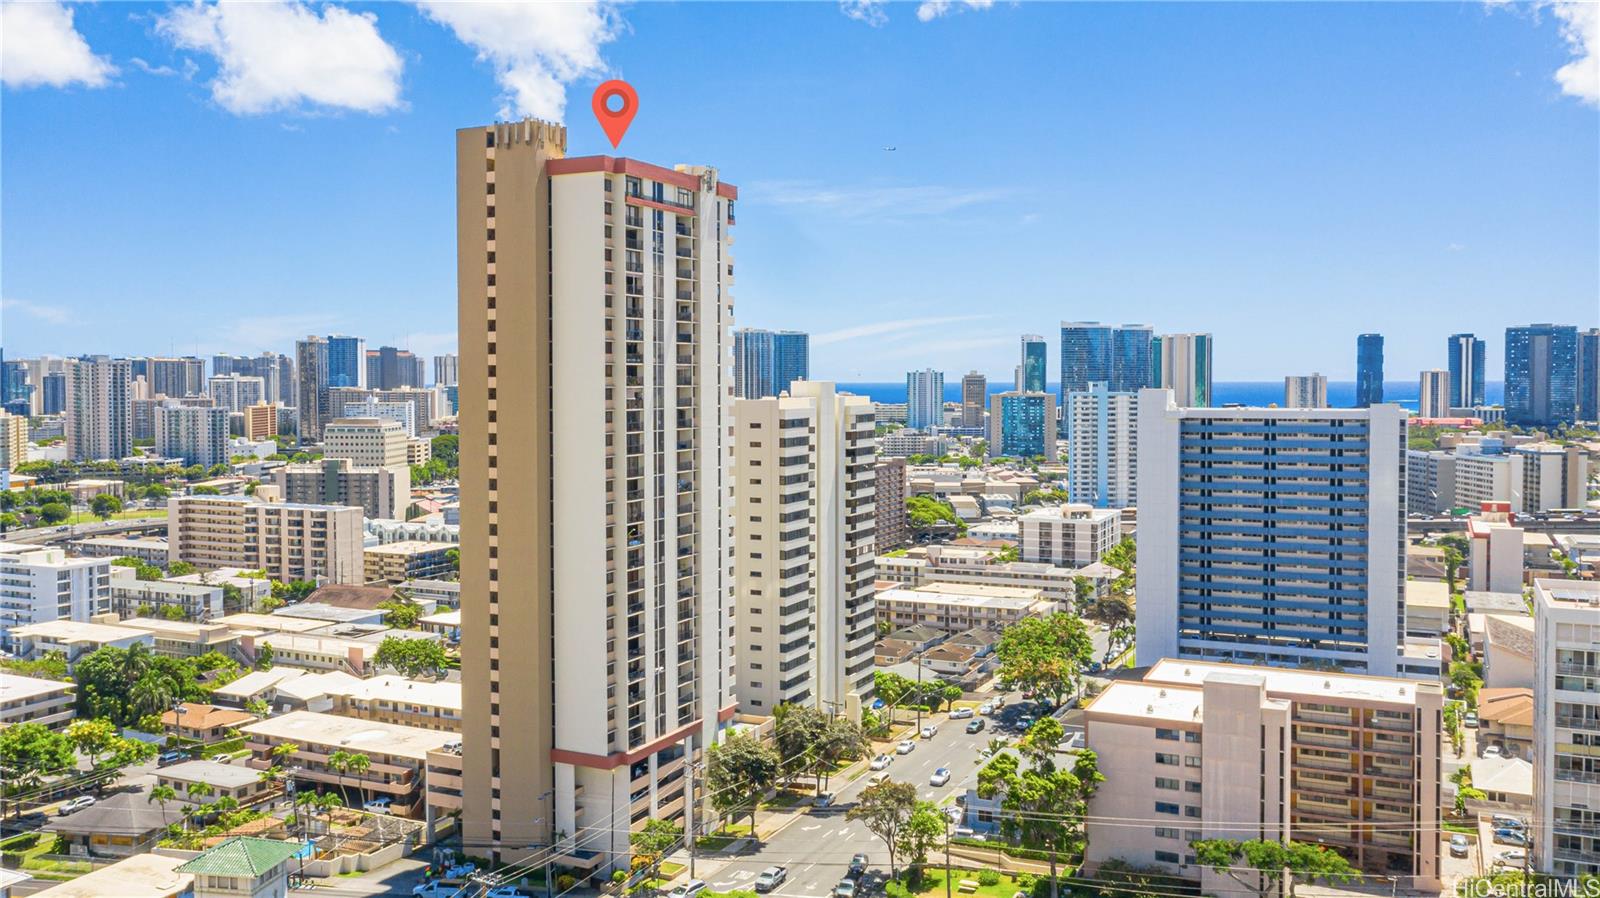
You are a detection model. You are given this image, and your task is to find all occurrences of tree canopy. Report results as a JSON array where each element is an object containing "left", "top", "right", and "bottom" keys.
[
  {"left": 994, "top": 613, "right": 1095, "bottom": 707},
  {"left": 1191, "top": 838, "right": 1357, "bottom": 898},
  {"left": 705, "top": 730, "right": 779, "bottom": 834},
  {"left": 373, "top": 636, "right": 448, "bottom": 678}
]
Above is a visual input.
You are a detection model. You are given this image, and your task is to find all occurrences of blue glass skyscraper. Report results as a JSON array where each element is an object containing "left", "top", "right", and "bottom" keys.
[
  {"left": 1579, "top": 328, "right": 1599, "bottom": 423},
  {"left": 327, "top": 335, "right": 366, "bottom": 388},
  {"left": 1505, "top": 323, "right": 1578, "bottom": 426},
  {"left": 733, "top": 328, "right": 809, "bottom": 399},
  {"left": 1017, "top": 335, "right": 1047, "bottom": 393},
  {"left": 991, "top": 391, "right": 1056, "bottom": 458},
  {"left": 771, "top": 331, "right": 809, "bottom": 396},
  {"left": 1446, "top": 333, "right": 1485, "bottom": 409},
  {"left": 1060, "top": 322, "right": 1152, "bottom": 406},
  {"left": 906, "top": 369, "right": 944, "bottom": 430},
  {"left": 1355, "top": 334, "right": 1384, "bottom": 407}
]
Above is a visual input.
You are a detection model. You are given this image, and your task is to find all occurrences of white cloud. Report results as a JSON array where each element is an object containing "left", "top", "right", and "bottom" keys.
[
  {"left": 1551, "top": 0, "right": 1599, "bottom": 106},
  {"left": 1, "top": 297, "right": 77, "bottom": 326},
  {"left": 839, "top": 0, "right": 888, "bottom": 27},
  {"left": 156, "top": 1, "right": 403, "bottom": 115},
  {"left": 415, "top": 1, "right": 620, "bottom": 121},
  {"left": 916, "top": 0, "right": 995, "bottom": 22},
  {"left": 400, "top": 331, "right": 458, "bottom": 359},
  {"left": 815, "top": 315, "right": 993, "bottom": 346},
  {"left": 129, "top": 57, "right": 178, "bottom": 77},
  {"left": 749, "top": 180, "right": 1013, "bottom": 220},
  {"left": 0, "top": 0, "right": 116, "bottom": 89}
]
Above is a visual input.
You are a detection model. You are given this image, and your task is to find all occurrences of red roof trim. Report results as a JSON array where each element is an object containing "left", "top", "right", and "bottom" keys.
[
  {"left": 550, "top": 703, "right": 739, "bottom": 770},
  {"left": 547, "top": 155, "right": 736, "bottom": 196}
]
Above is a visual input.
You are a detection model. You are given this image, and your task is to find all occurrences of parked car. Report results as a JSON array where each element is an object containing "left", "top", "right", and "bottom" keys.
[
  {"left": 1449, "top": 834, "right": 1471, "bottom": 858},
  {"left": 755, "top": 866, "right": 787, "bottom": 892},
  {"left": 966, "top": 719, "right": 985, "bottom": 734},
  {"left": 1491, "top": 815, "right": 1526, "bottom": 831},
  {"left": 670, "top": 880, "right": 708, "bottom": 898},
  {"left": 363, "top": 797, "right": 392, "bottom": 814},
  {"left": 1463, "top": 711, "right": 1479, "bottom": 728},
  {"left": 1494, "top": 828, "right": 1528, "bottom": 846},
  {"left": 849, "top": 854, "right": 868, "bottom": 879},
  {"left": 1493, "top": 850, "right": 1527, "bottom": 868},
  {"left": 978, "top": 703, "right": 995, "bottom": 716},
  {"left": 870, "top": 754, "right": 892, "bottom": 770},
  {"left": 834, "top": 880, "right": 858, "bottom": 898},
  {"left": 930, "top": 767, "right": 951, "bottom": 787},
  {"left": 897, "top": 740, "right": 915, "bottom": 755},
  {"left": 414, "top": 884, "right": 455, "bottom": 898},
  {"left": 157, "top": 750, "right": 188, "bottom": 766},
  {"left": 950, "top": 708, "right": 974, "bottom": 719},
  {"left": 869, "top": 773, "right": 890, "bottom": 787},
  {"left": 921, "top": 725, "right": 937, "bottom": 739},
  {"left": 1483, "top": 744, "right": 1503, "bottom": 758},
  {"left": 57, "top": 797, "right": 95, "bottom": 815},
  {"left": 486, "top": 889, "right": 526, "bottom": 898}
]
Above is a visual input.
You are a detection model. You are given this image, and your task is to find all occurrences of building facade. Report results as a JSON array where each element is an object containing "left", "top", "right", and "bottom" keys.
[
  {"left": 66, "top": 356, "right": 132, "bottom": 462},
  {"left": 0, "top": 543, "right": 113, "bottom": 645},
  {"left": 1356, "top": 333, "right": 1384, "bottom": 407},
  {"left": 207, "top": 373, "right": 266, "bottom": 414},
  {"left": 1505, "top": 323, "right": 1578, "bottom": 427},
  {"left": 1418, "top": 369, "right": 1452, "bottom": 419},
  {"left": 1060, "top": 322, "right": 1154, "bottom": 398},
  {"left": 905, "top": 369, "right": 944, "bottom": 431},
  {"left": 274, "top": 458, "right": 409, "bottom": 521},
  {"left": 960, "top": 371, "right": 986, "bottom": 428},
  {"left": 0, "top": 410, "right": 27, "bottom": 471},
  {"left": 1018, "top": 504, "right": 1119, "bottom": 567},
  {"left": 874, "top": 458, "right": 908, "bottom": 553},
  {"left": 1136, "top": 388, "right": 1408, "bottom": 676},
  {"left": 1152, "top": 333, "right": 1212, "bottom": 407},
  {"left": 1064, "top": 382, "right": 1137, "bottom": 509},
  {"left": 1017, "top": 334, "right": 1047, "bottom": 393},
  {"left": 154, "top": 404, "right": 229, "bottom": 468},
  {"left": 326, "top": 335, "right": 367, "bottom": 389},
  {"left": 322, "top": 417, "right": 409, "bottom": 467},
  {"left": 295, "top": 336, "right": 329, "bottom": 444},
  {"left": 1579, "top": 327, "right": 1599, "bottom": 423},
  {"left": 1447, "top": 333, "right": 1486, "bottom": 409},
  {"left": 433, "top": 354, "right": 459, "bottom": 387},
  {"left": 1530, "top": 579, "right": 1600, "bottom": 878},
  {"left": 988, "top": 390, "right": 1057, "bottom": 459},
  {"left": 166, "top": 496, "right": 363, "bottom": 584},
  {"left": 1284, "top": 373, "right": 1329, "bottom": 408},
  {"left": 456, "top": 119, "right": 736, "bottom": 868}
]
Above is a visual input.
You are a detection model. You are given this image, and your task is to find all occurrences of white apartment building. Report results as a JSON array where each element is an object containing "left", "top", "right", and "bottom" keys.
[
  {"left": 207, "top": 373, "right": 266, "bottom": 414},
  {"left": 879, "top": 431, "right": 946, "bottom": 458},
  {"left": 1137, "top": 389, "right": 1409, "bottom": 676},
  {"left": 274, "top": 457, "right": 410, "bottom": 521},
  {"left": 1152, "top": 333, "right": 1212, "bottom": 407},
  {"left": 1418, "top": 370, "right": 1452, "bottom": 418},
  {"left": 455, "top": 120, "right": 736, "bottom": 869},
  {"left": 1514, "top": 442, "right": 1589, "bottom": 513},
  {"left": 433, "top": 354, "right": 459, "bottom": 387},
  {"left": 1468, "top": 503, "right": 1526, "bottom": 594},
  {"left": 875, "top": 544, "right": 1081, "bottom": 604},
  {"left": 107, "top": 566, "right": 225, "bottom": 621},
  {"left": 1085, "top": 660, "right": 1441, "bottom": 892},
  {"left": 66, "top": 356, "right": 131, "bottom": 461},
  {"left": 166, "top": 495, "right": 363, "bottom": 584},
  {"left": 1531, "top": 579, "right": 1600, "bottom": 878},
  {"left": 875, "top": 582, "right": 1055, "bottom": 633},
  {"left": 732, "top": 383, "right": 876, "bottom": 716},
  {"left": 1064, "top": 382, "right": 1137, "bottom": 509},
  {"left": 1410, "top": 443, "right": 1587, "bottom": 516},
  {"left": 1017, "top": 503, "right": 1119, "bottom": 567},
  {"left": 0, "top": 542, "right": 112, "bottom": 648},
  {"left": 1284, "top": 374, "right": 1329, "bottom": 409},
  {"left": 322, "top": 417, "right": 410, "bottom": 467},
  {"left": 340, "top": 400, "right": 419, "bottom": 436},
  {"left": 154, "top": 404, "right": 229, "bottom": 468},
  {"left": 0, "top": 672, "right": 76, "bottom": 730},
  {"left": 906, "top": 369, "right": 944, "bottom": 431}
]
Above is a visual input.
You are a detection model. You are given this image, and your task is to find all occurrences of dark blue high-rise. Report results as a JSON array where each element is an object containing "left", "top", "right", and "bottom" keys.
[
  {"left": 1355, "top": 334, "right": 1384, "bottom": 407},
  {"left": 1505, "top": 324, "right": 1578, "bottom": 426},
  {"left": 1446, "top": 333, "right": 1485, "bottom": 408}
]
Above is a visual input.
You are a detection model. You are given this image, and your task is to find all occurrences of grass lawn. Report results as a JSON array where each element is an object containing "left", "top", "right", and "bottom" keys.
[
  {"left": 0, "top": 833, "right": 92, "bottom": 879},
  {"left": 62, "top": 508, "right": 167, "bottom": 525},
  {"left": 906, "top": 869, "right": 1022, "bottom": 898},
  {"left": 659, "top": 862, "right": 686, "bottom": 877},
  {"left": 762, "top": 791, "right": 808, "bottom": 809},
  {"left": 696, "top": 823, "right": 753, "bottom": 851}
]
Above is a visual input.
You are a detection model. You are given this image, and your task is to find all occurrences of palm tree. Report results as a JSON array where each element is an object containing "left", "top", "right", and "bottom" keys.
[
  {"left": 122, "top": 642, "right": 154, "bottom": 682},
  {"left": 328, "top": 750, "right": 352, "bottom": 805},
  {"left": 345, "top": 753, "right": 372, "bottom": 806},
  {"left": 270, "top": 742, "right": 299, "bottom": 768},
  {"left": 147, "top": 784, "right": 177, "bottom": 822},
  {"left": 129, "top": 676, "right": 176, "bottom": 721},
  {"left": 183, "top": 782, "right": 213, "bottom": 833},
  {"left": 311, "top": 792, "right": 343, "bottom": 833}
]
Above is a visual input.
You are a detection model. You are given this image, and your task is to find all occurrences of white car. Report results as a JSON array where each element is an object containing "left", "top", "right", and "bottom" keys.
[
  {"left": 868, "top": 772, "right": 890, "bottom": 787},
  {"left": 930, "top": 767, "right": 951, "bottom": 787},
  {"left": 754, "top": 866, "right": 787, "bottom": 892},
  {"left": 897, "top": 740, "right": 915, "bottom": 755},
  {"left": 950, "top": 708, "right": 974, "bottom": 719},
  {"left": 670, "top": 880, "right": 708, "bottom": 898},
  {"left": 1493, "top": 850, "right": 1527, "bottom": 868},
  {"left": 870, "top": 754, "right": 892, "bottom": 770},
  {"left": 363, "top": 797, "right": 392, "bottom": 814},
  {"left": 1483, "top": 744, "right": 1504, "bottom": 758},
  {"left": 979, "top": 703, "right": 995, "bottom": 715},
  {"left": 920, "top": 725, "right": 937, "bottom": 739},
  {"left": 486, "top": 889, "right": 526, "bottom": 898},
  {"left": 57, "top": 796, "right": 95, "bottom": 815}
]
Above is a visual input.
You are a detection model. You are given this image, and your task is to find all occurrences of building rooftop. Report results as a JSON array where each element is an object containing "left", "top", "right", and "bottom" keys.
[
  {"left": 1535, "top": 578, "right": 1600, "bottom": 609},
  {"left": 28, "top": 852, "right": 189, "bottom": 898},
  {"left": 162, "top": 703, "right": 257, "bottom": 731},
  {"left": 323, "top": 674, "right": 461, "bottom": 711},
  {"left": 1406, "top": 579, "right": 1451, "bottom": 610},
  {"left": 44, "top": 791, "right": 185, "bottom": 838},
  {"left": 1143, "top": 658, "right": 1426, "bottom": 705},
  {"left": 0, "top": 672, "right": 73, "bottom": 702},
  {"left": 1462, "top": 591, "right": 1530, "bottom": 615},
  {"left": 8, "top": 619, "right": 150, "bottom": 645},
  {"left": 215, "top": 612, "right": 332, "bottom": 634},
  {"left": 273, "top": 602, "right": 380, "bottom": 624},
  {"left": 121, "top": 617, "right": 236, "bottom": 639},
  {"left": 366, "top": 540, "right": 458, "bottom": 556},
  {"left": 209, "top": 667, "right": 307, "bottom": 701},
  {"left": 257, "top": 631, "right": 377, "bottom": 656},
  {"left": 159, "top": 759, "right": 263, "bottom": 791},
  {"left": 240, "top": 710, "right": 456, "bottom": 761},
  {"left": 302, "top": 584, "right": 395, "bottom": 610},
  {"left": 1484, "top": 614, "right": 1535, "bottom": 659},
  {"left": 177, "top": 836, "right": 301, "bottom": 878},
  {"left": 1017, "top": 503, "right": 1119, "bottom": 522},
  {"left": 1478, "top": 687, "right": 1534, "bottom": 728},
  {"left": 1086, "top": 681, "right": 1205, "bottom": 723},
  {"left": 419, "top": 609, "right": 461, "bottom": 628}
]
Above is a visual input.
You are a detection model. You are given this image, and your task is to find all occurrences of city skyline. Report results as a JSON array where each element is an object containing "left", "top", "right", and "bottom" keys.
[{"left": 3, "top": 2, "right": 1596, "bottom": 379}]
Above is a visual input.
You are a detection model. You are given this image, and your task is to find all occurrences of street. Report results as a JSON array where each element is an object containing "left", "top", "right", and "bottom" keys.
[{"left": 692, "top": 701, "right": 1016, "bottom": 898}]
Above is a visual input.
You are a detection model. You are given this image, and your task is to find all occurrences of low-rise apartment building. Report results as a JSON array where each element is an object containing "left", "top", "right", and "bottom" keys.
[
  {"left": 1084, "top": 660, "right": 1442, "bottom": 892},
  {"left": 874, "top": 544, "right": 1081, "bottom": 604},
  {"left": 875, "top": 581, "right": 1055, "bottom": 633},
  {"left": 241, "top": 711, "right": 457, "bottom": 818},
  {"left": 363, "top": 540, "right": 458, "bottom": 584},
  {"left": 6, "top": 619, "right": 153, "bottom": 664},
  {"left": 120, "top": 617, "right": 243, "bottom": 660},
  {"left": 161, "top": 702, "right": 258, "bottom": 741},
  {"left": 0, "top": 672, "right": 75, "bottom": 729},
  {"left": 1018, "top": 503, "right": 1120, "bottom": 567},
  {"left": 319, "top": 674, "right": 462, "bottom": 732},
  {"left": 108, "top": 567, "right": 224, "bottom": 621},
  {"left": 166, "top": 496, "right": 363, "bottom": 585},
  {"left": 0, "top": 542, "right": 113, "bottom": 644},
  {"left": 71, "top": 535, "right": 171, "bottom": 565}
]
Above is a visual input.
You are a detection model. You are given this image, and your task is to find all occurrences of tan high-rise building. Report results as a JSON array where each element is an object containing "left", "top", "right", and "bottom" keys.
[
  {"left": 1418, "top": 369, "right": 1451, "bottom": 418},
  {"left": 66, "top": 356, "right": 132, "bottom": 462},
  {"left": 960, "top": 371, "right": 986, "bottom": 428},
  {"left": 0, "top": 410, "right": 28, "bottom": 470},
  {"left": 873, "top": 457, "right": 908, "bottom": 553},
  {"left": 274, "top": 458, "right": 409, "bottom": 522},
  {"left": 243, "top": 403, "right": 278, "bottom": 442},
  {"left": 457, "top": 118, "right": 737, "bottom": 869},
  {"left": 166, "top": 495, "right": 363, "bottom": 584},
  {"left": 322, "top": 418, "right": 409, "bottom": 468},
  {"left": 732, "top": 383, "right": 876, "bottom": 717}
]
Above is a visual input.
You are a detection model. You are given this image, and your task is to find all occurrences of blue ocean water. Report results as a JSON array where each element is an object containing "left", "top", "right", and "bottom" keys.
[{"left": 834, "top": 381, "right": 1505, "bottom": 411}]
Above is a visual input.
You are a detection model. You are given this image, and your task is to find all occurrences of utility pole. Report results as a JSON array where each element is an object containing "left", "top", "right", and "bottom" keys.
[
  {"left": 687, "top": 760, "right": 701, "bottom": 880},
  {"left": 916, "top": 649, "right": 925, "bottom": 733},
  {"left": 943, "top": 816, "right": 952, "bottom": 898}
]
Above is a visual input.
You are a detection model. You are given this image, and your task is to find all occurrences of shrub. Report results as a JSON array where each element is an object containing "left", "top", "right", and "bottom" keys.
[
  {"left": 885, "top": 882, "right": 912, "bottom": 898},
  {"left": 557, "top": 874, "right": 576, "bottom": 891},
  {"left": 979, "top": 871, "right": 1001, "bottom": 887}
]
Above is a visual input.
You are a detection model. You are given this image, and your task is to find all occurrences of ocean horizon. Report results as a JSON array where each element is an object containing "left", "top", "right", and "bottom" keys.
[{"left": 830, "top": 380, "right": 1506, "bottom": 412}]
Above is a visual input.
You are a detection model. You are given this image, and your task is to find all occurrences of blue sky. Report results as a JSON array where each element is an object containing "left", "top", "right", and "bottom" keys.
[{"left": 2, "top": 1, "right": 1596, "bottom": 381}]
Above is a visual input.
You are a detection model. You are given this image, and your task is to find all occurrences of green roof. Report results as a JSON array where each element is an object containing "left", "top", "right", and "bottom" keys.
[{"left": 176, "top": 836, "right": 300, "bottom": 877}]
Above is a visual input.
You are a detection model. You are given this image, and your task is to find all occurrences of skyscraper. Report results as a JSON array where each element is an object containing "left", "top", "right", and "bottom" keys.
[
  {"left": 457, "top": 119, "right": 735, "bottom": 868},
  {"left": 1152, "top": 332, "right": 1212, "bottom": 407},
  {"left": 1064, "top": 382, "right": 1138, "bottom": 508},
  {"left": 1283, "top": 373, "right": 1328, "bottom": 408},
  {"left": 1355, "top": 333, "right": 1384, "bottom": 407},
  {"left": 432, "top": 354, "right": 459, "bottom": 387},
  {"left": 1577, "top": 327, "right": 1599, "bottom": 423},
  {"left": 1016, "top": 334, "right": 1046, "bottom": 393},
  {"left": 326, "top": 335, "right": 367, "bottom": 388},
  {"left": 1136, "top": 388, "right": 1408, "bottom": 676},
  {"left": 732, "top": 382, "right": 876, "bottom": 716},
  {"left": 1419, "top": 370, "right": 1452, "bottom": 418},
  {"left": 366, "top": 346, "right": 424, "bottom": 390},
  {"left": 1446, "top": 333, "right": 1486, "bottom": 409},
  {"left": 147, "top": 357, "right": 206, "bottom": 398},
  {"left": 154, "top": 404, "right": 229, "bottom": 467},
  {"left": 207, "top": 373, "right": 265, "bottom": 414},
  {"left": 295, "top": 336, "right": 328, "bottom": 444},
  {"left": 960, "top": 371, "right": 987, "bottom": 428},
  {"left": 731, "top": 328, "right": 809, "bottom": 398},
  {"left": 66, "top": 356, "right": 132, "bottom": 462},
  {"left": 1060, "top": 322, "right": 1153, "bottom": 401},
  {"left": 905, "top": 369, "right": 944, "bottom": 430},
  {"left": 989, "top": 391, "right": 1057, "bottom": 459},
  {"left": 1505, "top": 324, "right": 1578, "bottom": 426}
]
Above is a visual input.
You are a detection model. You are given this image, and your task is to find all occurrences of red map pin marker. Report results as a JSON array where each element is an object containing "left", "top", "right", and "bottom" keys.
[{"left": 592, "top": 80, "right": 638, "bottom": 149}]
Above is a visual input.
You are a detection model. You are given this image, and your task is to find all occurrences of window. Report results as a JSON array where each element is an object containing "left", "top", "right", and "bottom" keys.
[
  {"left": 1185, "top": 731, "right": 1202, "bottom": 743},
  {"left": 1184, "top": 756, "right": 1202, "bottom": 768},
  {"left": 1184, "top": 806, "right": 1201, "bottom": 818},
  {"left": 1154, "top": 827, "right": 1180, "bottom": 840},
  {"left": 1155, "top": 802, "right": 1180, "bottom": 815},
  {"left": 1154, "top": 851, "right": 1180, "bottom": 865},
  {"left": 1155, "top": 753, "right": 1179, "bottom": 766},
  {"left": 1155, "top": 728, "right": 1180, "bottom": 741},
  {"left": 1185, "top": 781, "right": 1202, "bottom": 793},
  {"left": 1155, "top": 777, "right": 1180, "bottom": 790}
]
